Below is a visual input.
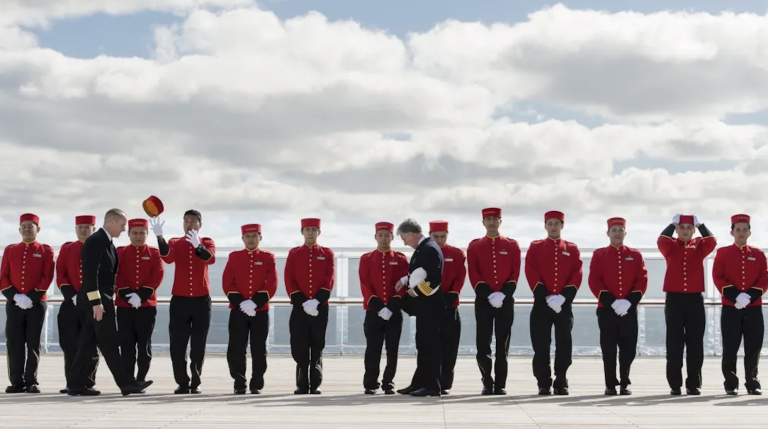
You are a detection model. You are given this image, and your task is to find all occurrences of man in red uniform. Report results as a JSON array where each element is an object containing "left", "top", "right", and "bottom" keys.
[
  {"left": 360, "top": 222, "right": 408, "bottom": 395},
  {"left": 115, "top": 219, "right": 164, "bottom": 384},
  {"left": 525, "top": 210, "right": 582, "bottom": 395},
  {"left": 149, "top": 210, "right": 216, "bottom": 394},
  {"left": 712, "top": 214, "right": 767, "bottom": 395},
  {"left": 467, "top": 209, "right": 520, "bottom": 395},
  {"left": 588, "top": 217, "right": 648, "bottom": 395},
  {"left": 222, "top": 223, "right": 278, "bottom": 394},
  {"left": 1, "top": 213, "right": 54, "bottom": 393},
  {"left": 658, "top": 214, "right": 716, "bottom": 395},
  {"left": 56, "top": 215, "right": 100, "bottom": 394},
  {"left": 285, "top": 218, "right": 335, "bottom": 394}
]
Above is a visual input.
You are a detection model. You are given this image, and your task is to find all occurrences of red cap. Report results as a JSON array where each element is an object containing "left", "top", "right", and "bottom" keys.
[
  {"left": 429, "top": 220, "right": 448, "bottom": 232},
  {"left": 375, "top": 222, "right": 394, "bottom": 232},
  {"left": 75, "top": 215, "right": 96, "bottom": 225},
  {"left": 20, "top": 213, "right": 39, "bottom": 225},
  {"left": 482, "top": 207, "right": 501, "bottom": 218},
  {"left": 545, "top": 211, "right": 565, "bottom": 222},
  {"left": 128, "top": 219, "right": 149, "bottom": 229},
  {"left": 142, "top": 195, "right": 164, "bottom": 217},
  {"left": 241, "top": 224, "right": 261, "bottom": 234},
  {"left": 607, "top": 217, "right": 626, "bottom": 228},
  {"left": 301, "top": 218, "right": 321, "bottom": 228},
  {"left": 731, "top": 214, "right": 750, "bottom": 225},
  {"left": 679, "top": 215, "right": 694, "bottom": 225}
]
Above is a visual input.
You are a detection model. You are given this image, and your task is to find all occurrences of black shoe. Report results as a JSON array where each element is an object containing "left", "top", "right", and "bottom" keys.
[
  {"left": 251, "top": 389, "right": 261, "bottom": 394},
  {"left": 68, "top": 387, "right": 100, "bottom": 396},
  {"left": 364, "top": 388, "right": 376, "bottom": 395},
  {"left": 670, "top": 388, "right": 681, "bottom": 395},
  {"left": 5, "top": 385, "right": 25, "bottom": 394},
  {"left": 620, "top": 386, "right": 632, "bottom": 395},
  {"left": 686, "top": 387, "right": 701, "bottom": 395},
  {"left": 59, "top": 387, "right": 68, "bottom": 394},
  {"left": 121, "top": 380, "right": 153, "bottom": 397},
  {"left": 25, "top": 385, "right": 40, "bottom": 394},
  {"left": 725, "top": 389, "right": 738, "bottom": 396},
  {"left": 383, "top": 387, "right": 395, "bottom": 395},
  {"left": 309, "top": 388, "right": 322, "bottom": 394},
  {"left": 441, "top": 389, "right": 450, "bottom": 395},
  {"left": 397, "top": 385, "right": 419, "bottom": 395},
  {"left": 175, "top": 385, "right": 190, "bottom": 394},
  {"left": 494, "top": 388, "right": 507, "bottom": 395},
  {"left": 481, "top": 386, "right": 494, "bottom": 395},
  {"left": 410, "top": 388, "right": 440, "bottom": 397},
  {"left": 605, "top": 387, "right": 617, "bottom": 395},
  {"left": 190, "top": 387, "right": 201, "bottom": 394},
  {"left": 748, "top": 388, "right": 762, "bottom": 395},
  {"left": 538, "top": 387, "right": 551, "bottom": 395},
  {"left": 234, "top": 388, "right": 246, "bottom": 395},
  {"left": 294, "top": 387, "right": 309, "bottom": 394},
  {"left": 553, "top": 387, "right": 569, "bottom": 395}
]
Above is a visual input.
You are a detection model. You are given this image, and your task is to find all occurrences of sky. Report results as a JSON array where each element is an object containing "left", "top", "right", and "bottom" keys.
[{"left": 2, "top": 0, "right": 768, "bottom": 250}]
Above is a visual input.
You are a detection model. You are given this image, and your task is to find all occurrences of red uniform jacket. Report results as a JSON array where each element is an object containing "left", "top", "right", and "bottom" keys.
[
  {"left": 223, "top": 248, "right": 278, "bottom": 312},
  {"left": 359, "top": 248, "right": 408, "bottom": 311},
  {"left": 441, "top": 244, "right": 467, "bottom": 308},
  {"left": 56, "top": 240, "right": 84, "bottom": 301},
  {"left": 588, "top": 245, "right": 648, "bottom": 307},
  {"left": 657, "top": 235, "right": 716, "bottom": 293},
  {"left": 0, "top": 241, "right": 54, "bottom": 303},
  {"left": 115, "top": 244, "right": 164, "bottom": 307},
  {"left": 713, "top": 244, "right": 768, "bottom": 307},
  {"left": 285, "top": 244, "right": 335, "bottom": 305},
  {"left": 525, "top": 238, "right": 582, "bottom": 302},
  {"left": 467, "top": 235, "right": 521, "bottom": 299},
  {"left": 160, "top": 236, "right": 216, "bottom": 297}
]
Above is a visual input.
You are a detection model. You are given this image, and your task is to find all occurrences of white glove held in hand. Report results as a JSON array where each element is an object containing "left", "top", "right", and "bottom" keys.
[
  {"left": 186, "top": 230, "right": 201, "bottom": 247},
  {"left": 378, "top": 307, "right": 393, "bottom": 320},
  {"left": 488, "top": 291, "right": 505, "bottom": 308},
  {"left": 303, "top": 299, "right": 320, "bottom": 316},
  {"left": 735, "top": 293, "right": 751, "bottom": 309},
  {"left": 13, "top": 294, "right": 33, "bottom": 309},
  {"left": 546, "top": 294, "right": 565, "bottom": 313},
  {"left": 126, "top": 293, "right": 141, "bottom": 308}
]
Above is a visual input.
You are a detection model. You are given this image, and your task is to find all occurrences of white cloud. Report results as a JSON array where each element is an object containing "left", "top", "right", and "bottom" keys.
[{"left": 0, "top": 3, "right": 767, "bottom": 251}]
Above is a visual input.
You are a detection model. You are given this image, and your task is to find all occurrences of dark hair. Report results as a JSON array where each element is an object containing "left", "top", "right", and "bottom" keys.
[
  {"left": 731, "top": 223, "right": 751, "bottom": 231},
  {"left": 396, "top": 218, "right": 422, "bottom": 235},
  {"left": 184, "top": 210, "right": 202, "bottom": 223}
]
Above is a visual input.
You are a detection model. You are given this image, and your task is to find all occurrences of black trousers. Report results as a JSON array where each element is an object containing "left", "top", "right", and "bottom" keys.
[
  {"left": 289, "top": 304, "right": 328, "bottom": 390},
  {"left": 58, "top": 300, "right": 98, "bottom": 388},
  {"left": 5, "top": 301, "right": 46, "bottom": 387},
  {"left": 596, "top": 306, "right": 638, "bottom": 387},
  {"left": 363, "top": 309, "right": 403, "bottom": 390},
  {"left": 414, "top": 290, "right": 446, "bottom": 392},
  {"left": 475, "top": 297, "right": 514, "bottom": 389},
  {"left": 530, "top": 301, "right": 573, "bottom": 388},
  {"left": 721, "top": 305, "right": 764, "bottom": 391},
  {"left": 664, "top": 292, "right": 705, "bottom": 390},
  {"left": 70, "top": 299, "right": 133, "bottom": 389},
  {"left": 117, "top": 306, "right": 157, "bottom": 382},
  {"left": 407, "top": 306, "right": 462, "bottom": 390},
  {"left": 227, "top": 309, "right": 269, "bottom": 391},
  {"left": 169, "top": 295, "right": 211, "bottom": 388}
]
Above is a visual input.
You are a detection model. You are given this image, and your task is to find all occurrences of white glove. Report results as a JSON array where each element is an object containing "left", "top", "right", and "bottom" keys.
[
  {"left": 149, "top": 217, "right": 165, "bottom": 236},
  {"left": 240, "top": 300, "right": 257, "bottom": 313},
  {"left": 303, "top": 299, "right": 320, "bottom": 316},
  {"left": 488, "top": 291, "right": 505, "bottom": 308},
  {"left": 672, "top": 214, "right": 681, "bottom": 225},
  {"left": 611, "top": 299, "right": 630, "bottom": 316},
  {"left": 72, "top": 295, "right": 77, "bottom": 306},
  {"left": 735, "top": 293, "right": 751, "bottom": 309},
  {"left": 126, "top": 293, "right": 141, "bottom": 308},
  {"left": 13, "top": 294, "right": 33, "bottom": 309},
  {"left": 693, "top": 215, "right": 701, "bottom": 227},
  {"left": 186, "top": 229, "right": 201, "bottom": 248},
  {"left": 244, "top": 308, "right": 257, "bottom": 317},
  {"left": 378, "top": 307, "right": 393, "bottom": 320},
  {"left": 407, "top": 268, "right": 427, "bottom": 288},
  {"left": 546, "top": 295, "right": 564, "bottom": 313}
]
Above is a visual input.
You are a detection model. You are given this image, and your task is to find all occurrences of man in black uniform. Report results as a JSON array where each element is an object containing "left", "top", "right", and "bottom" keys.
[
  {"left": 67, "top": 208, "right": 153, "bottom": 396},
  {"left": 394, "top": 218, "right": 445, "bottom": 397}
]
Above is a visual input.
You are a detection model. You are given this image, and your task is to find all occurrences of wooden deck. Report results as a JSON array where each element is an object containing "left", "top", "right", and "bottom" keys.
[{"left": 0, "top": 354, "right": 766, "bottom": 428}]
